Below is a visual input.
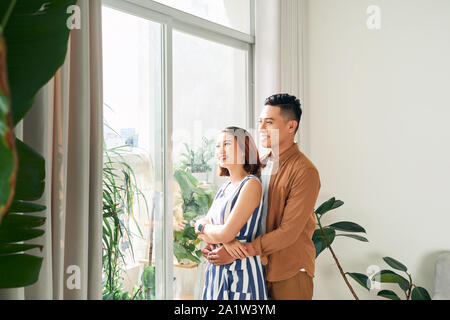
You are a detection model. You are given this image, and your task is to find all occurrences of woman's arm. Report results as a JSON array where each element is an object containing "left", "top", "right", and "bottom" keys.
[{"left": 198, "top": 178, "right": 262, "bottom": 244}]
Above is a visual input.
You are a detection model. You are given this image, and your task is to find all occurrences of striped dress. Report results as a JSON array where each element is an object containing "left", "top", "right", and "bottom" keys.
[{"left": 202, "top": 174, "right": 268, "bottom": 300}]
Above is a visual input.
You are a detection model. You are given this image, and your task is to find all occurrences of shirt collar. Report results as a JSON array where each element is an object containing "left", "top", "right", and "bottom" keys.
[{"left": 265, "top": 142, "right": 299, "bottom": 164}]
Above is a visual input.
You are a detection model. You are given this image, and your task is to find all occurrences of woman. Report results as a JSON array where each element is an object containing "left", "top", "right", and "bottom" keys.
[{"left": 195, "top": 126, "right": 268, "bottom": 300}]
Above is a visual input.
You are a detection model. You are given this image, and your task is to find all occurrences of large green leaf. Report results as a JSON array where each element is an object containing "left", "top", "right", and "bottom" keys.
[
  {"left": 0, "top": 0, "right": 75, "bottom": 290},
  {"left": 346, "top": 272, "right": 371, "bottom": 291},
  {"left": 174, "top": 169, "right": 194, "bottom": 202},
  {"left": 0, "top": 253, "right": 43, "bottom": 288},
  {"left": 1, "top": 0, "right": 77, "bottom": 125},
  {"left": 383, "top": 257, "right": 408, "bottom": 272},
  {"left": 0, "top": 227, "right": 44, "bottom": 243},
  {"left": 372, "top": 270, "right": 410, "bottom": 292},
  {"left": 411, "top": 286, "right": 431, "bottom": 300},
  {"left": 0, "top": 243, "right": 43, "bottom": 255},
  {"left": 14, "top": 138, "right": 45, "bottom": 201},
  {"left": 328, "top": 221, "right": 366, "bottom": 233},
  {"left": 377, "top": 289, "right": 401, "bottom": 300},
  {"left": 0, "top": 34, "right": 17, "bottom": 223},
  {"left": 1, "top": 213, "right": 45, "bottom": 228},
  {"left": 7, "top": 200, "right": 46, "bottom": 213}
]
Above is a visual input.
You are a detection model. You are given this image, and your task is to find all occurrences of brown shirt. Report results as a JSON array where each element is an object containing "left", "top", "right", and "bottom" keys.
[{"left": 251, "top": 142, "right": 321, "bottom": 282}]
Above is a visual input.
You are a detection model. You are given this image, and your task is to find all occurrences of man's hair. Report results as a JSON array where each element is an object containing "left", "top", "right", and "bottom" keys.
[{"left": 265, "top": 93, "right": 302, "bottom": 134}]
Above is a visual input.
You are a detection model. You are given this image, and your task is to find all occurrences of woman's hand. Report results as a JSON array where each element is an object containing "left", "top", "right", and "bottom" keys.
[
  {"left": 194, "top": 217, "right": 210, "bottom": 235},
  {"left": 222, "top": 239, "right": 249, "bottom": 260}
]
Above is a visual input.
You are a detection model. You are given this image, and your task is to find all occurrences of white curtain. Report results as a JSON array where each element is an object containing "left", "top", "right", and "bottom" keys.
[
  {"left": 0, "top": 0, "right": 103, "bottom": 300},
  {"left": 254, "top": 0, "right": 308, "bottom": 151}
]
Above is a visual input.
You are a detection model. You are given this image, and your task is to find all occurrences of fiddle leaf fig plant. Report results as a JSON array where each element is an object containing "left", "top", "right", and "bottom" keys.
[
  {"left": 314, "top": 197, "right": 431, "bottom": 300},
  {"left": 0, "top": 0, "right": 76, "bottom": 288},
  {"left": 347, "top": 256, "right": 432, "bottom": 300},
  {"left": 313, "top": 197, "right": 366, "bottom": 299}
]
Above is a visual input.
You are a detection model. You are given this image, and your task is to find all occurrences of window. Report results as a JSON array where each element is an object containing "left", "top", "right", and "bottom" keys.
[
  {"left": 102, "top": 0, "right": 254, "bottom": 299},
  {"left": 154, "top": 0, "right": 252, "bottom": 34},
  {"left": 172, "top": 30, "right": 249, "bottom": 299}
]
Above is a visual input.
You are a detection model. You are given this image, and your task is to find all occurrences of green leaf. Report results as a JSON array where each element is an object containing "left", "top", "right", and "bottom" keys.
[
  {"left": 372, "top": 270, "right": 410, "bottom": 292},
  {"left": 195, "top": 193, "right": 210, "bottom": 214},
  {"left": 315, "top": 197, "right": 335, "bottom": 216},
  {"left": 0, "top": 228, "right": 44, "bottom": 243},
  {"left": 411, "top": 286, "right": 431, "bottom": 300},
  {"left": 331, "top": 200, "right": 344, "bottom": 210},
  {"left": 0, "top": 38, "right": 16, "bottom": 223},
  {"left": 312, "top": 227, "right": 335, "bottom": 258},
  {"left": 346, "top": 272, "right": 371, "bottom": 291},
  {"left": 377, "top": 289, "right": 401, "bottom": 300},
  {"left": 183, "top": 226, "right": 197, "bottom": 240},
  {"left": 141, "top": 266, "right": 155, "bottom": 289},
  {"left": 14, "top": 139, "right": 45, "bottom": 201},
  {"left": 0, "top": 254, "right": 43, "bottom": 288},
  {"left": 328, "top": 221, "right": 366, "bottom": 233},
  {"left": 7, "top": 200, "right": 46, "bottom": 213},
  {"left": 383, "top": 257, "right": 408, "bottom": 272},
  {"left": 174, "top": 169, "right": 194, "bottom": 201},
  {"left": 173, "top": 242, "right": 200, "bottom": 264},
  {"left": 0, "top": 243, "right": 43, "bottom": 255},
  {"left": 183, "top": 211, "right": 197, "bottom": 221},
  {"left": 1, "top": 213, "right": 45, "bottom": 229},
  {"left": 335, "top": 234, "right": 368, "bottom": 242},
  {"left": 1, "top": 0, "right": 77, "bottom": 125}
]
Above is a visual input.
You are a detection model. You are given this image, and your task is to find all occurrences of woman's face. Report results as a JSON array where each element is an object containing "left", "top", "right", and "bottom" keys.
[{"left": 215, "top": 132, "right": 244, "bottom": 168}]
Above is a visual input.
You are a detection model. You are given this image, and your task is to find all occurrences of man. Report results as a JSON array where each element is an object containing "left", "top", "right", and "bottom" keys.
[{"left": 203, "top": 93, "right": 321, "bottom": 300}]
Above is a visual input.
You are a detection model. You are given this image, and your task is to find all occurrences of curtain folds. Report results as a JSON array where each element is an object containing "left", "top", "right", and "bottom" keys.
[
  {"left": 255, "top": 0, "right": 307, "bottom": 150},
  {"left": 0, "top": 0, "right": 103, "bottom": 300}
]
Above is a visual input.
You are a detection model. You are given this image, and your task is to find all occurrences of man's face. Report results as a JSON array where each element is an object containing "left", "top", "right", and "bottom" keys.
[{"left": 258, "top": 105, "right": 292, "bottom": 149}]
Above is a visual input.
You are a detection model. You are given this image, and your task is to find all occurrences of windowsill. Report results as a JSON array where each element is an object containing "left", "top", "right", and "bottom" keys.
[{"left": 138, "top": 259, "right": 199, "bottom": 269}]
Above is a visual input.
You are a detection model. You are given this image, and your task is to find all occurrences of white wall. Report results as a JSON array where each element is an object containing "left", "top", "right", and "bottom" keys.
[{"left": 303, "top": 0, "right": 450, "bottom": 299}]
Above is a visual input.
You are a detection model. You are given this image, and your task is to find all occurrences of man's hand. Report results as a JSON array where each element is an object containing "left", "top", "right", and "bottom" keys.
[
  {"left": 223, "top": 239, "right": 249, "bottom": 260},
  {"left": 207, "top": 245, "right": 236, "bottom": 266}
]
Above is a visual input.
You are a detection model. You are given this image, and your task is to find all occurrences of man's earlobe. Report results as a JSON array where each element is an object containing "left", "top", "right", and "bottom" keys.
[{"left": 289, "top": 120, "right": 297, "bottom": 133}]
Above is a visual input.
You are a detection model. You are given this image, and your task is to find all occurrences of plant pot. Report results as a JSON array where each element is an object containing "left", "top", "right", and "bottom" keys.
[{"left": 174, "top": 260, "right": 199, "bottom": 300}]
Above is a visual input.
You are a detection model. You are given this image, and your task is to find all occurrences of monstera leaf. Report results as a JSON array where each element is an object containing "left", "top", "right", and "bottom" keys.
[
  {"left": 0, "top": 139, "right": 45, "bottom": 288},
  {"left": 0, "top": 0, "right": 76, "bottom": 288}
]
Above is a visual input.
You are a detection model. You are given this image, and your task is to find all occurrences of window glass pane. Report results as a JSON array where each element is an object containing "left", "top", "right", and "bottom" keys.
[
  {"left": 171, "top": 30, "right": 248, "bottom": 299},
  {"left": 102, "top": 6, "right": 164, "bottom": 300},
  {"left": 155, "top": 0, "right": 251, "bottom": 34}
]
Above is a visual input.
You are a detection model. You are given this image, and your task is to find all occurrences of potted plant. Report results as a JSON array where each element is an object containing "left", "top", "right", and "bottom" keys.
[
  {"left": 180, "top": 137, "right": 215, "bottom": 184},
  {"left": 313, "top": 197, "right": 431, "bottom": 300},
  {"left": 172, "top": 167, "right": 215, "bottom": 299},
  {"left": 102, "top": 142, "right": 149, "bottom": 299}
]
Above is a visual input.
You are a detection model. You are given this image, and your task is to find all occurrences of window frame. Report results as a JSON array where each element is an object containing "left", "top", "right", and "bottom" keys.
[{"left": 102, "top": 0, "right": 255, "bottom": 299}]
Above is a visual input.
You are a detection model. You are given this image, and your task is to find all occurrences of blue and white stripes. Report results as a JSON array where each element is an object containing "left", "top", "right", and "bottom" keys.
[{"left": 202, "top": 175, "right": 268, "bottom": 300}]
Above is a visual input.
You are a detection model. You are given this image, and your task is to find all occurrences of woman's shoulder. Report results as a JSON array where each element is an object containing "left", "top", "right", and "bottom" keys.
[
  {"left": 245, "top": 174, "right": 262, "bottom": 185},
  {"left": 241, "top": 175, "right": 262, "bottom": 193}
]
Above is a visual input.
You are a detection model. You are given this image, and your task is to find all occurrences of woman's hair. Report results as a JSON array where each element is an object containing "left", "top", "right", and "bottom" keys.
[{"left": 218, "top": 126, "right": 262, "bottom": 177}]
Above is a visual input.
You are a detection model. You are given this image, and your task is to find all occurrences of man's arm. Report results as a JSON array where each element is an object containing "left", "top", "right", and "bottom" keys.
[{"left": 248, "top": 167, "right": 321, "bottom": 257}]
